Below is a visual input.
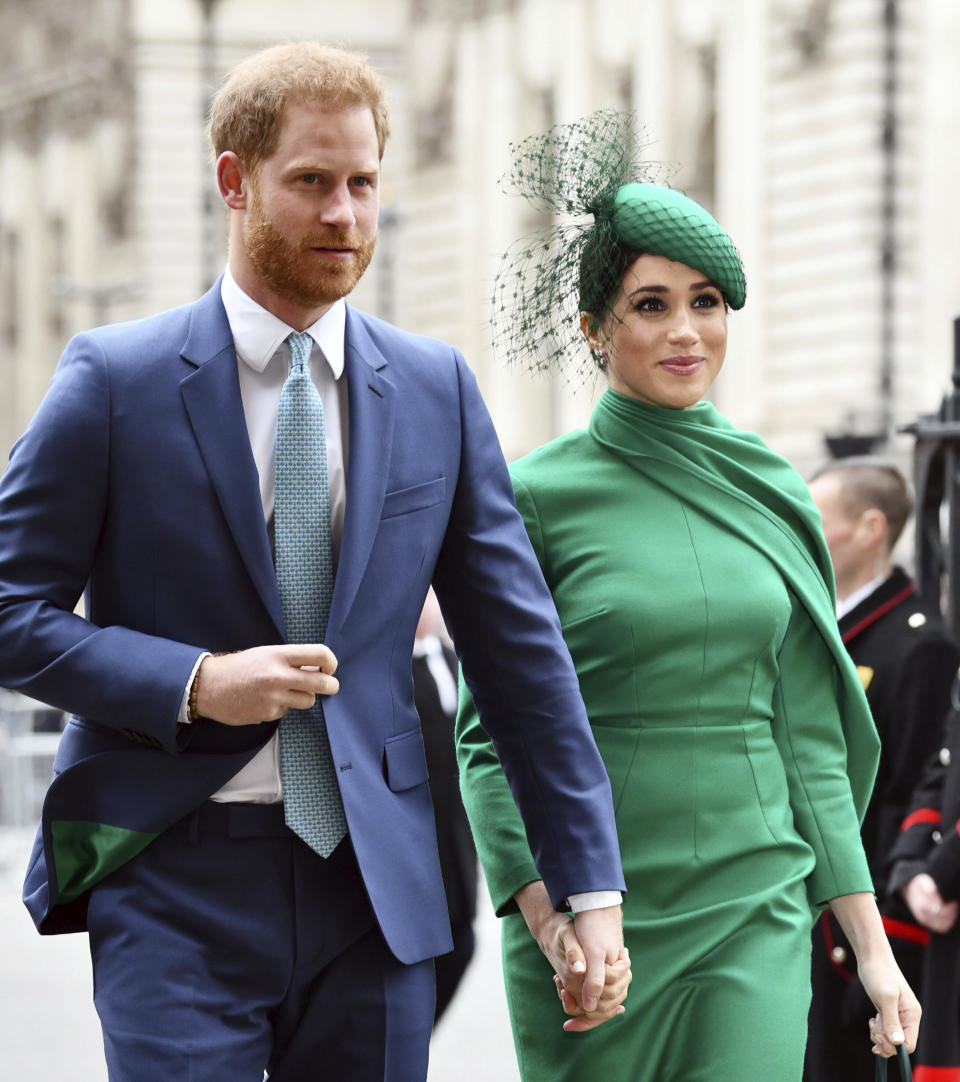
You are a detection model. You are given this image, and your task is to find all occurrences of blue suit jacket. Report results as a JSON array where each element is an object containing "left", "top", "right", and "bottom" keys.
[{"left": 0, "top": 283, "right": 624, "bottom": 962}]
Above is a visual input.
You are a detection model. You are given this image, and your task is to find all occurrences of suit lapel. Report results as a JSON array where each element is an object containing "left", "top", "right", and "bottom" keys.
[
  {"left": 178, "top": 286, "right": 285, "bottom": 638},
  {"left": 327, "top": 308, "right": 396, "bottom": 636}
]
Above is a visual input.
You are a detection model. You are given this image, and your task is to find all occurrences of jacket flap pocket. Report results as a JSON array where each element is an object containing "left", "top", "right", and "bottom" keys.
[
  {"left": 383, "top": 728, "right": 429, "bottom": 792},
  {"left": 381, "top": 477, "right": 446, "bottom": 520}
]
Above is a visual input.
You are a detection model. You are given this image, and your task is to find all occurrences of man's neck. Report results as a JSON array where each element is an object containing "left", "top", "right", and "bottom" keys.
[{"left": 835, "top": 557, "right": 893, "bottom": 605}]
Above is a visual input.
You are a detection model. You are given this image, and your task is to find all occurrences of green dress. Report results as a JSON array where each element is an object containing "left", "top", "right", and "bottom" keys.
[{"left": 456, "top": 389, "right": 880, "bottom": 1082}]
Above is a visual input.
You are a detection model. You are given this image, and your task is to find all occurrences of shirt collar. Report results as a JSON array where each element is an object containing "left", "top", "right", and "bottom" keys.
[
  {"left": 837, "top": 573, "right": 889, "bottom": 620},
  {"left": 220, "top": 266, "right": 346, "bottom": 379},
  {"left": 413, "top": 634, "right": 443, "bottom": 659}
]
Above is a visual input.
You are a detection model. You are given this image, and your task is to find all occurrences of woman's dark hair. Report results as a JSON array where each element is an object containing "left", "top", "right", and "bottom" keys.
[{"left": 577, "top": 228, "right": 642, "bottom": 340}]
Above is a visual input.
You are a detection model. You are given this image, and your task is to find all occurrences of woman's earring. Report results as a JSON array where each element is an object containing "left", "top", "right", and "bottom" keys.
[{"left": 596, "top": 349, "right": 607, "bottom": 370}]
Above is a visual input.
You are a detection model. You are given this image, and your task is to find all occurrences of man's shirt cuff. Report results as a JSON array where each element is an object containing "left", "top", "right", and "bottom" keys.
[{"left": 567, "top": 890, "right": 623, "bottom": 913}]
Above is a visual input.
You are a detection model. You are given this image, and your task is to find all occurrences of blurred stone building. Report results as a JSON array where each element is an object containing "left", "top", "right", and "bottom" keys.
[
  {"left": 1, "top": 0, "right": 958, "bottom": 477},
  {"left": 402, "top": 0, "right": 960, "bottom": 471},
  {"left": 0, "top": 0, "right": 406, "bottom": 458}
]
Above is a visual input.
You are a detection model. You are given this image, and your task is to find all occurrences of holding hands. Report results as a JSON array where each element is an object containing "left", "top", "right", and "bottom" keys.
[{"left": 514, "top": 881, "right": 631, "bottom": 1031}]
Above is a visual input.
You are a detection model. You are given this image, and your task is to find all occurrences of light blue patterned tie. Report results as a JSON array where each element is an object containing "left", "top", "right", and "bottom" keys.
[{"left": 275, "top": 330, "right": 347, "bottom": 856}]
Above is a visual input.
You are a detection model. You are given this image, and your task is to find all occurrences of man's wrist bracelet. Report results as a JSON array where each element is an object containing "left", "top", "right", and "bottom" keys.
[{"left": 187, "top": 664, "right": 202, "bottom": 723}]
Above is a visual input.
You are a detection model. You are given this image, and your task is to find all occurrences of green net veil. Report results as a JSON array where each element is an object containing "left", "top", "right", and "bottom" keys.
[{"left": 491, "top": 109, "right": 746, "bottom": 385}]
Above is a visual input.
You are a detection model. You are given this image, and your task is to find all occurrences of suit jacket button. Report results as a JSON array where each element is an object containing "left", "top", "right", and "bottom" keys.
[
  {"left": 830, "top": 946, "right": 847, "bottom": 964},
  {"left": 933, "top": 830, "right": 943, "bottom": 843},
  {"left": 941, "top": 747, "right": 952, "bottom": 766}
]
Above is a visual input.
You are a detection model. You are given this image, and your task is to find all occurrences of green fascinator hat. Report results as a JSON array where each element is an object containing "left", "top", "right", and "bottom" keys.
[
  {"left": 612, "top": 183, "right": 746, "bottom": 310},
  {"left": 491, "top": 109, "right": 746, "bottom": 384}
]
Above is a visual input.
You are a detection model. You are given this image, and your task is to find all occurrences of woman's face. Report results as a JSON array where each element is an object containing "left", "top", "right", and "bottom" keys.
[{"left": 584, "top": 253, "right": 728, "bottom": 409}]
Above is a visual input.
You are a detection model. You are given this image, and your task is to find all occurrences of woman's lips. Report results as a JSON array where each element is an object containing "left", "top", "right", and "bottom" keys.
[{"left": 659, "top": 356, "right": 705, "bottom": 375}]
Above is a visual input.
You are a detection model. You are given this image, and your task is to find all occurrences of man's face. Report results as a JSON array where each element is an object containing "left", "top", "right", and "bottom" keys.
[
  {"left": 237, "top": 102, "right": 380, "bottom": 324},
  {"left": 809, "top": 473, "right": 863, "bottom": 587}
]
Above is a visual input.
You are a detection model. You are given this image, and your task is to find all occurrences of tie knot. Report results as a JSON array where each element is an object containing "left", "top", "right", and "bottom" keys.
[{"left": 286, "top": 331, "right": 314, "bottom": 374}]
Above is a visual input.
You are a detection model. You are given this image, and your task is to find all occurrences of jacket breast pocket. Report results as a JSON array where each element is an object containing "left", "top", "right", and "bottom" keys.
[
  {"left": 380, "top": 477, "right": 446, "bottom": 520},
  {"left": 383, "top": 728, "right": 429, "bottom": 792}
]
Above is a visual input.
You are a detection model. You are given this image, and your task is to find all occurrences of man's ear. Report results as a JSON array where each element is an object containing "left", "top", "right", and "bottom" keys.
[
  {"left": 216, "top": 152, "right": 248, "bottom": 210},
  {"left": 858, "top": 507, "right": 889, "bottom": 550}
]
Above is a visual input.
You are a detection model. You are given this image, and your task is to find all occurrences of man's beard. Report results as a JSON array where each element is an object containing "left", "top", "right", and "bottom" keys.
[{"left": 243, "top": 192, "right": 376, "bottom": 309}]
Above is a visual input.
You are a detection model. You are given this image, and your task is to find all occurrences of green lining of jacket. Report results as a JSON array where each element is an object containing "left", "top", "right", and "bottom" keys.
[{"left": 51, "top": 819, "right": 159, "bottom": 902}]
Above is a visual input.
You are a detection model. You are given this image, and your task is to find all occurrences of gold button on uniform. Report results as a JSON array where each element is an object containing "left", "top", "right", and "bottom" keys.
[
  {"left": 941, "top": 747, "right": 952, "bottom": 767},
  {"left": 908, "top": 612, "right": 927, "bottom": 628},
  {"left": 933, "top": 830, "right": 943, "bottom": 843},
  {"left": 830, "top": 946, "right": 847, "bottom": 964}
]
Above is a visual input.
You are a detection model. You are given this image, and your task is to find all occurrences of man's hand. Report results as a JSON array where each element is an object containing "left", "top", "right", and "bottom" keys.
[
  {"left": 195, "top": 644, "right": 339, "bottom": 726},
  {"left": 903, "top": 872, "right": 958, "bottom": 934},
  {"left": 568, "top": 905, "right": 627, "bottom": 1015}
]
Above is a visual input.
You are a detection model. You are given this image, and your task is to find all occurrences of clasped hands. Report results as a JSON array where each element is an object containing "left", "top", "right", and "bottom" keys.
[{"left": 515, "top": 881, "right": 631, "bottom": 1031}]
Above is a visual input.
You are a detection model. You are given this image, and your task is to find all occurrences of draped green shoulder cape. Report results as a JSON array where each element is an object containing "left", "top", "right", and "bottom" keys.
[{"left": 585, "top": 388, "right": 879, "bottom": 816}]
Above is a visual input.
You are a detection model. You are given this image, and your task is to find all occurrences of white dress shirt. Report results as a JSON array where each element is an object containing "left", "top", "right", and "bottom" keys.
[
  {"left": 412, "top": 634, "right": 459, "bottom": 716},
  {"left": 191, "top": 269, "right": 349, "bottom": 803}
]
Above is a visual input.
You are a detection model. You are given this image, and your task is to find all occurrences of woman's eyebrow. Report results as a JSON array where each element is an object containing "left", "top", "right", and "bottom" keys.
[{"left": 626, "top": 279, "right": 714, "bottom": 299}]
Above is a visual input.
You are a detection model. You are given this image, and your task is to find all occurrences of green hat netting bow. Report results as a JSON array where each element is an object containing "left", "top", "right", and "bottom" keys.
[{"left": 491, "top": 109, "right": 746, "bottom": 385}]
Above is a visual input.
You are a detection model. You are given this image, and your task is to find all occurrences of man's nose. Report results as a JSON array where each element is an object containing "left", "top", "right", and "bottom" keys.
[{"left": 321, "top": 183, "right": 356, "bottom": 228}]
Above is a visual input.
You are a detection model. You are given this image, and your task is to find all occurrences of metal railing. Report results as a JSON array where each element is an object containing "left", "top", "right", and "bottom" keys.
[{"left": 902, "top": 316, "right": 960, "bottom": 633}]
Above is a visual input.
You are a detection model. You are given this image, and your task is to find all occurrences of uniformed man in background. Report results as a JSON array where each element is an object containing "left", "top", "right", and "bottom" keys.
[
  {"left": 887, "top": 685, "right": 960, "bottom": 1076},
  {"left": 804, "top": 456, "right": 960, "bottom": 1082}
]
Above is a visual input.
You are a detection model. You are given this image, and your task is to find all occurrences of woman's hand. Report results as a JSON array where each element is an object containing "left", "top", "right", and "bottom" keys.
[
  {"left": 829, "top": 892, "right": 921, "bottom": 1059},
  {"left": 859, "top": 953, "right": 922, "bottom": 1059},
  {"left": 902, "top": 873, "right": 959, "bottom": 934},
  {"left": 513, "top": 880, "right": 630, "bottom": 1030}
]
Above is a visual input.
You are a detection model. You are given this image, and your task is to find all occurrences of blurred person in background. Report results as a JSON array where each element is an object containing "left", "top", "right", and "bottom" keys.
[
  {"left": 413, "top": 589, "right": 478, "bottom": 1023},
  {"left": 888, "top": 682, "right": 960, "bottom": 1080},
  {"left": 456, "top": 110, "right": 920, "bottom": 1082},
  {"left": 804, "top": 458, "right": 959, "bottom": 1082}
]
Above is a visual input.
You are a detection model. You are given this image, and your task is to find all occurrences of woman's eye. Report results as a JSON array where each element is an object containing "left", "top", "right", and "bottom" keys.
[
  {"left": 692, "top": 292, "right": 721, "bottom": 308},
  {"left": 633, "top": 297, "right": 665, "bottom": 313}
]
